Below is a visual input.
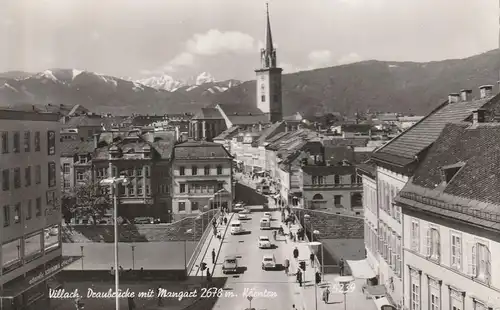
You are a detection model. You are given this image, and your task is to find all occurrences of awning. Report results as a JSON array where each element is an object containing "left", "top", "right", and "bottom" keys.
[
  {"left": 346, "top": 259, "right": 377, "bottom": 279},
  {"left": 374, "top": 297, "right": 395, "bottom": 310}
]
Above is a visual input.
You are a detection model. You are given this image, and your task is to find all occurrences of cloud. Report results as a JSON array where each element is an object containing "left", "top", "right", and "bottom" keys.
[
  {"left": 186, "top": 29, "right": 256, "bottom": 56},
  {"left": 307, "top": 50, "right": 334, "bottom": 68},
  {"left": 161, "top": 52, "right": 195, "bottom": 73},
  {"left": 337, "top": 52, "right": 363, "bottom": 65}
]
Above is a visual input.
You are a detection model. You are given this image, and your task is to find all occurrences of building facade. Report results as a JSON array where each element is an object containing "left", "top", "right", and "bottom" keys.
[
  {"left": 60, "top": 140, "right": 95, "bottom": 192},
  {"left": 189, "top": 108, "right": 226, "bottom": 141},
  {"left": 395, "top": 122, "right": 500, "bottom": 310},
  {"left": 0, "top": 110, "right": 70, "bottom": 310},
  {"left": 171, "top": 141, "right": 233, "bottom": 220}
]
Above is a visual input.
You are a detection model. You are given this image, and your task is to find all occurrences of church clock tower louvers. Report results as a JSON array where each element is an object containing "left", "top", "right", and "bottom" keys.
[{"left": 255, "top": 3, "right": 283, "bottom": 123}]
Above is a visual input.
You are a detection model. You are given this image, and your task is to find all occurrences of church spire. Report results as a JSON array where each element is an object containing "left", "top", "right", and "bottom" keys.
[
  {"left": 265, "top": 3, "right": 274, "bottom": 54},
  {"left": 260, "top": 3, "right": 277, "bottom": 68}
]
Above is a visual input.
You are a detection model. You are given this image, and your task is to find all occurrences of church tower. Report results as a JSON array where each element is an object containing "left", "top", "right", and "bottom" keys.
[{"left": 255, "top": 3, "right": 283, "bottom": 123}]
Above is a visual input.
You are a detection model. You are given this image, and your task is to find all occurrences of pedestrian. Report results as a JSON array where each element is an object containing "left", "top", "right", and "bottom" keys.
[
  {"left": 339, "top": 258, "right": 345, "bottom": 276},
  {"left": 212, "top": 248, "right": 216, "bottom": 264},
  {"left": 273, "top": 230, "right": 277, "bottom": 240},
  {"left": 323, "top": 287, "right": 330, "bottom": 304},
  {"left": 206, "top": 267, "right": 211, "bottom": 282},
  {"left": 297, "top": 269, "right": 303, "bottom": 287},
  {"left": 213, "top": 227, "right": 217, "bottom": 236},
  {"left": 224, "top": 217, "right": 228, "bottom": 225},
  {"left": 293, "top": 247, "right": 299, "bottom": 259},
  {"left": 157, "top": 285, "right": 163, "bottom": 306},
  {"left": 284, "top": 258, "right": 290, "bottom": 275},
  {"left": 310, "top": 253, "right": 315, "bottom": 268},
  {"left": 292, "top": 304, "right": 296, "bottom": 310}
]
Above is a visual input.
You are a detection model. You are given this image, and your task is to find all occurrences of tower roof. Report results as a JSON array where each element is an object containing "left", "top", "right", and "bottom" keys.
[{"left": 265, "top": 3, "right": 274, "bottom": 53}]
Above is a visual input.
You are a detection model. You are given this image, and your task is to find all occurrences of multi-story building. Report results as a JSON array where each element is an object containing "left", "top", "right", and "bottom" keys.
[
  {"left": 60, "top": 140, "right": 95, "bottom": 192},
  {"left": 171, "top": 140, "right": 233, "bottom": 220},
  {"left": 92, "top": 130, "right": 175, "bottom": 221},
  {"left": 0, "top": 109, "right": 73, "bottom": 309},
  {"left": 302, "top": 165, "right": 363, "bottom": 215},
  {"left": 367, "top": 85, "right": 500, "bottom": 309},
  {"left": 395, "top": 120, "right": 500, "bottom": 310}
]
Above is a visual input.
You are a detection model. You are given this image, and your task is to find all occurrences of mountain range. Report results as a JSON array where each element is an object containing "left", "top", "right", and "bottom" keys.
[{"left": 2, "top": 48, "right": 500, "bottom": 116}]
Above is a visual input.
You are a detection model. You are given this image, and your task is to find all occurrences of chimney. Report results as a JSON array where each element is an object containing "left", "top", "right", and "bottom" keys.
[
  {"left": 479, "top": 85, "right": 493, "bottom": 99},
  {"left": 472, "top": 109, "right": 485, "bottom": 124},
  {"left": 460, "top": 89, "right": 472, "bottom": 101},
  {"left": 448, "top": 93, "right": 460, "bottom": 103}
]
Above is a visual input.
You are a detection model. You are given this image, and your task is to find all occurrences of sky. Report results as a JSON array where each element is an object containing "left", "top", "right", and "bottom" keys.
[{"left": 1, "top": 0, "right": 499, "bottom": 82}]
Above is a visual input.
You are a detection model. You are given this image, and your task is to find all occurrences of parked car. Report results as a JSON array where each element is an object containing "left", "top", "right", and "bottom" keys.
[
  {"left": 258, "top": 236, "right": 272, "bottom": 249},
  {"left": 261, "top": 254, "right": 276, "bottom": 270},
  {"left": 222, "top": 255, "right": 238, "bottom": 274}
]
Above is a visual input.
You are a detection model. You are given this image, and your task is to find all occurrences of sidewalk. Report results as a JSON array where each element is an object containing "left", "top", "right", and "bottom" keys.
[
  {"left": 279, "top": 212, "right": 377, "bottom": 310},
  {"left": 188, "top": 213, "right": 234, "bottom": 277}
]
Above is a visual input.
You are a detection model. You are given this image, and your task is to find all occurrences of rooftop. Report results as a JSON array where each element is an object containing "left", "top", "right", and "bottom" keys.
[
  {"left": 302, "top": 165, "right": 356, "bottom": 176},
  {"left": 173, "top": 140, "right": 232, "bottom": 160},
  {"left": 372, "top": 95, "right": 495, "bottom": 167},
  {"left": 213, "top": 126, "right": 240, "bottom": 140},
  {"left": 60, "top": 140, "right": 95, "bottom": 157},
  {"left": 192, "top": 108, "right": 224, "bottom": 120}
]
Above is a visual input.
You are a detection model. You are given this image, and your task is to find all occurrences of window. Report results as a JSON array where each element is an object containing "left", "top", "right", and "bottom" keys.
[
  {"left": 411, "top": 220, "right": 420, "bottom": 252},
  {"left": 216, "top": 166, "right": 223, "bottom": 175},
  {"left": 261, "top": 95, "right": 265, "bottom": 102},
  {"left": 334, "top": 195, "right": 341, "bottom": 205},
  {"left": 63, "top": 163, "right": 70, "bottom": 174},
  {"left": 127, "top": 184, "right": 135, "bottom": 196},
  {"left": 179, "top": 166, "right": 185, "bottom": 176},
  {"left": 396, "top": 236, "right": 402, "bottom": 277},
  {"left": 2, "top": 169, "right": 9, "bottom": 191},
  {"left": 451, "top": 233, "right": 462, "bottom": 270},
  {"left": 1, "top": 131, "right": 8, "bottom": 153},
  {"left": 136, "top": 167, "right": 143, "bottom": 176},
  {"left": 145, "top": 166, "right": 150, "bottom": 177},
  {"left": 204, "top": 166, "right": 210, "bottom": 175},
  {"left": 79, "top": 155, "right": 87, "bottom": 164},
  {"left": 192, "top": 166, "right": 198, "bottom": 175},
  {"left": 217, "top": 183, "right": 223, "bottom": 191},
  {"left": 76, "top": 171, "right": 85, "bottom": 181},
  {"left": 47, "top": 131, "right": 56, "bottom": 155},
  {"left": 2, "top": 238, "right": 21, "bottom": 272},
  {"left": 35, "top": 198, "right": 42, "bottom": 217},
  {"left": 334, "top": 175, "right": 340, "bottom": 184},
  {"left": 180, "top": 184, "right": 186, "bottom": 193},
  {"left": 312, "top": 176, "right": 317, "bottom": 184},
  {"left": 34, "top": 131, "right": 40, "bottom": 151},
  {"left": 14, "top": 168, "right": 20, "bottom": 188},
  {"left": 449, "top": 288, "right": 463, "bottom": 310},
  {"left": 430, "top": 292, "right": 439, "bottom": 310},
  {"left": 3, "top": 205, "right": 9, "bottom": 227},
  {"left": 411, "top": 282, "right": 420, "bottom": 310},
  {"left": 469, "top": 242, "right": 491, "bottom": 284},
  {"left": 24, "top": 131, "right": 30, "bottom": 152},
  {"left": 145, "top": 184, "right": 150, "bottom": 196},
  {"left": 192, "top": 201, "right": 199, "bottom": 211},
  {"left": 318, "top": 176, "right": 324, "bottom": 184},
  {"left": 26, "top": 200, "right": 32, "bottom": 220},
  {"left": 35, "top": 165, "right": 41, "bottom": 184},
  {"left": 425, "top": 227, "right": 440, "bottom": 261},
  {"left": 473, "top": 300, "right": 487, "bottom": 310},
  {"left": 48, "top": 162, "right": 56, "bottom": 187},
  {"left": 14, "top": 203, "right": 20, "bottom": 223},
  {"left": 13, "top": 131, "right": 20, "bottom": 153},
  {"left": 356, "top": 175, "right": 362, "bottom": 184},
  {"left": 350, "top": 175, "right": 356, "bottom": 184},
  {"left": 44, "top": 225, "right": 60, "bottom": 252},
  {"left": 25, "top": 166, "right": 31, "bottom": 187},
  {"left": 137, "top": 183, "right": 143, "bottom": 195},
  {"left": 179, "top": 202, "right": 186, "bottom": 212}
]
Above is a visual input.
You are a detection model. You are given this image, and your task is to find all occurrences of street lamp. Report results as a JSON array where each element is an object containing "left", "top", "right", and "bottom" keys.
[
  {"left": 311, "top": 230, "right": 324, "bottom": 281},
  {"left": 304, "top": 214, "right": 313, "bottom": 241},
  {"left": 130, "top": 245, "right": 136, "bottom": 270},
  {"left": 335, "top": 276, "right": 355, "bottom": 310},
  {"left": 80, "top": 245, "right": 84, "bottom": 270},
  {"left": 184, "top": 229, "right": 193, "bottom": 271},
  {"left": 100, "top": 175, "right": 130, "bottom": 310}
]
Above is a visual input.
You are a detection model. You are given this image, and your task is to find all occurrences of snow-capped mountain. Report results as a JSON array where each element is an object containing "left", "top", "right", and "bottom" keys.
[
  {"left": 195, "top": 72, "right": 215, "bottom": 85},
  {"left": 137, "top": 75, "right": 187, "bottom": 92}
]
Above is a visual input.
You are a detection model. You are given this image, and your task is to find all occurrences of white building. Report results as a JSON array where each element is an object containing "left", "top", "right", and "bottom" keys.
[
  {"left": 395, "top": 120, "right": 500, "bottom": 310},
  {"left": 368, "top": 86, "right": 500, "bottom": 309}
]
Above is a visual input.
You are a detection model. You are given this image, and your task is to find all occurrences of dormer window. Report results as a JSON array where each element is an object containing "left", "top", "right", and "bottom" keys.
[
  {"left": 440, "top": 162, "right": 465, "bottom": 184},
  {"left": 79, "top": 155, "right": 87, "bottom": 164}
]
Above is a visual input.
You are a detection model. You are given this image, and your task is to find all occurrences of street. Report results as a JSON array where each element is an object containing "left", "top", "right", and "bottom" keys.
[{"left": 210, "top": 210, "right": 299, "bottom": 310}]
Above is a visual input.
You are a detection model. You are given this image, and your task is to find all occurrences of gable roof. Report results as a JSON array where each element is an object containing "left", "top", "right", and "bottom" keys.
[
  {"left": 213, "top": 126, "right": 240, "bottom": 140},
  {"left": 217, "top": 103, "right": 270, "bottom": 125},
  {"left": 192, "top": 108, "right": 224, "bottom": 120},
  {"left": 60, "top": 140, "right": 95, "bottom": 157},
  {"left": 372, "top": 96, "right": 495, "bottom": 167}
]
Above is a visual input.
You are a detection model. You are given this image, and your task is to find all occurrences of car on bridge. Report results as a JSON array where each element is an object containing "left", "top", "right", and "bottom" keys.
[
  {"left": 264, "top": 212, "right": 272, "bottom": 220},
  {"left": 230, "top": 221, "right": 244, "bottom": 235},
  {"left": 260, "top": 218, "right": 271, "bottom": 230},
  {"left": 261, "top": 254, "right": 276, "bottom": 270},
  {"left": 258, "top": 236, "right": 272, "bottom": 249},
  {"left": 238, "top": 211, "right": 251, "bottom": 220}
]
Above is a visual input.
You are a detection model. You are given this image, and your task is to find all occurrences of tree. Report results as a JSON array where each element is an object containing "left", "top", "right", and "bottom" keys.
[{"left": 62, "top": 176, "right": 112, "bottom": 225}]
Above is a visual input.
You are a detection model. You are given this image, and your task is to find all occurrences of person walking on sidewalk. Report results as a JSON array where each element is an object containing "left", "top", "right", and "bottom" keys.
[
  {"left": 293, "top": 247, "right": 299, "bottom": 260},
  {"left": 310, "top": 253, "right": 315, "bottom": 268},
  {"left": 296, "top": 268, "right": 303, "bottom": 287},
  {"left": 284, "top": 258, "right": 290, "bottom": 275},
  {"left": 223, "top": 217, "right": 228, "bottom": 225},
  {"left": 339, "top": 258, "right": 345, "bottom": 276},
  {"left": 206, "top": 267, "right": 211, "bottom": 282},
  {"left": 322, "top": 287, "right": 330, "bottom": 304},
  {"left": 212, "top": 248, "right": 216, "bottom": 264}
]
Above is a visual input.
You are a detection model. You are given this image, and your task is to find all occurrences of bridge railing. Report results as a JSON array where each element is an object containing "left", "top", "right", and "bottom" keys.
[{"left": 186, "top": 209, "right": 219, "bottom": 275}]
